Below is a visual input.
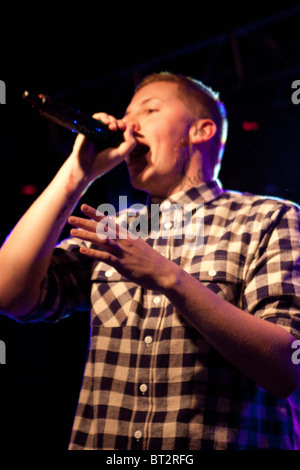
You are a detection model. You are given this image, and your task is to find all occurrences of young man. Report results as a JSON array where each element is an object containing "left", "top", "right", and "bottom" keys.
[{"left": 0, "top": 73, "right": 300, "bottom": 450}]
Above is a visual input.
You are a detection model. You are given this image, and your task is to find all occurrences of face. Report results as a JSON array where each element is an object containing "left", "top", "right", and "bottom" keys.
[{"left": 123, "top": 81, "right": 196, "bottom": 198}]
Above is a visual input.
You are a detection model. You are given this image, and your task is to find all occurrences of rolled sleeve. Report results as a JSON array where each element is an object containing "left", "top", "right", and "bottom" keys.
[
  {"left": 243, "top": 203, "right": 300, "bottom": 339},
  {"left": 17, "top": 237, "right": 94, "bottom": 323}
]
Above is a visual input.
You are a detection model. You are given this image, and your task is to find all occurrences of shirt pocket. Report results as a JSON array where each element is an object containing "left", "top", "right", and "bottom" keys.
[
  {"left": 185, "top": 254, "right": 244, "bottom": 306},
  {"left": 90, "top": 262, "right": 137, "bottom": 328}
]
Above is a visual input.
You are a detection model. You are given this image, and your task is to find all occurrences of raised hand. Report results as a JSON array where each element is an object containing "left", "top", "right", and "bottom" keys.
[
  {"left": 68, "top": 203, "right": 178, "bottom": 292},
  {"left": 71, "top": 113, "right": 137, "bottom": 180}
]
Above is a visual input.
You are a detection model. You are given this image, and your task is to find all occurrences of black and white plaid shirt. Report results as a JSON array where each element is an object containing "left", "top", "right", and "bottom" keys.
[{"left": 21, "top": 180, "right": 300, "bottom": 449}]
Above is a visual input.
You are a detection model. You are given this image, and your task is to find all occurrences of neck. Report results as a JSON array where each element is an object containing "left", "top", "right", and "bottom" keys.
[
  {"left": 179, "top": 162, "right": 213, "bottom": 193},
  {"left": 179, "top": 168, "right": 204, "bottom": 192},
  {"left": 149, "top": 171, "right": 206, "bottom": 203}
]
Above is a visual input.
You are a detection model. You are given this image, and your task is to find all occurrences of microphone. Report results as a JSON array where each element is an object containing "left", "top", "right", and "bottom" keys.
[{"left": 22, "top": 91, "right": 124, "bottom": 150}]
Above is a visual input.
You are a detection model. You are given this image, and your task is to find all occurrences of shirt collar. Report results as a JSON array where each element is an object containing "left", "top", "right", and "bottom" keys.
[{"left": 149, "top": 179, "right": 224, "bottom": 208}]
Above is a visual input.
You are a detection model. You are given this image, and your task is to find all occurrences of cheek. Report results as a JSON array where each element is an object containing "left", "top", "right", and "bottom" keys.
[
  {"left": 167, "top": 136, "right": 191, "bottom": 172},
  {"left": 174, "top": 145, "right": 191, "bottom": 176},
  {"left": 150, "top": 122, "right": 191, "bottom": 171},
  {"left": 151, "top": 144, "right": 189, "bottom": 180}
]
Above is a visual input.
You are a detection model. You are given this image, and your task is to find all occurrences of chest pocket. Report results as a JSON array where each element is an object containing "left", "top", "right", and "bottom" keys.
[
  {"left": 90, "top": 262, "right": 138, "bottom": 328},
  {"left": 185, "top": 254, "right": 244, "bottom": 307}
]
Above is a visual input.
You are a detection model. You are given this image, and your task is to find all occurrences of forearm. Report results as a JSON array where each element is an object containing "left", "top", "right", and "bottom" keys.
[
  {"left": 0, "top": 153, "right": 92, "bottom": 316},
  {"left": 163, "top": 265, "right": 300, "bottom": 398}
]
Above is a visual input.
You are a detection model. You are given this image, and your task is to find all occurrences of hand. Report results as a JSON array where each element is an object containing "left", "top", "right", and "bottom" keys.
[
  {"left": 71, "top": 113, "right": 137, "bottom": 181},
  {"left": 68, "top": 204, "right": 179, "bottom": 292}
]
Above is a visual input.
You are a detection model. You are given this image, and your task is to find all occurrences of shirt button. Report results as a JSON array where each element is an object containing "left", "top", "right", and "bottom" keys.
[
  {"left": 105, "top": 269, "right": 114, "bottom": 278},
  {"left": 153, "top": 296, "right": 161, "bottom": 304},
  {"left": 161, "top": 200, "right": 172, "bottom": 210},
  {"left": 144, "top": 335, "right": 153, "bottom": 345},
  {"left": 139, "top": 383, "right": 148, "bottom": 394},
  {"left": 134, "top": 430, "right": 142, "bottom": 441},
  {"left": 209, "top": 269, "right": 217, "bottom": 277}
]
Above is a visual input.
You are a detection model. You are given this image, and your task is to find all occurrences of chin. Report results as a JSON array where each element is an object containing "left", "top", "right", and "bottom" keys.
[
  {"left": 129, "top": 178, "right": 152, "bottom": 194},
  {"left": 128, "top": 170, "right": 153, "bottom": 192}
]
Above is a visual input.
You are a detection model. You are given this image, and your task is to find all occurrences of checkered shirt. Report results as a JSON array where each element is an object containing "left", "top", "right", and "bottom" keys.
[{"left": 20, "top": 180, "right": 300, "bottom": 450}]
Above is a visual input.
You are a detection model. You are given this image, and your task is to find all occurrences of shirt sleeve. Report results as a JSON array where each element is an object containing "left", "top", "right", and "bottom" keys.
[
  {"left": 243, "top": 202, "right": 300, "bottom": 339},
  {"left": 16, "top": 237, "right": 94, "bottom": 323}
]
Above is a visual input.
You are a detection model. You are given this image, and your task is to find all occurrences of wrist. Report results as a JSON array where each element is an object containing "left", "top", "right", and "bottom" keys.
[
  {"left": 64, "top": 152, "right": 95, "bottom": 195},
  {"left": 156, "top": 261, "right": 185, "bottom": 294}
]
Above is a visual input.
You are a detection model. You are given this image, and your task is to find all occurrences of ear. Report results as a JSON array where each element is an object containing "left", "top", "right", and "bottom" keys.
[{"left": 190, "top": 119, "right": 217, "bottom": 144}]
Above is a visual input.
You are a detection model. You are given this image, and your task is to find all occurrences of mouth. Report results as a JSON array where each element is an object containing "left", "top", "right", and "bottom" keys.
[{"left": 129, "top": 143, "right": 150, "bottom": 160}]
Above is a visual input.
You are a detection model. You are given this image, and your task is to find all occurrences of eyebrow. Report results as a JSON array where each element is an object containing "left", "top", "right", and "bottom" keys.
[{"left": 125, "top": 97, "right": 162, "bottom": 116}]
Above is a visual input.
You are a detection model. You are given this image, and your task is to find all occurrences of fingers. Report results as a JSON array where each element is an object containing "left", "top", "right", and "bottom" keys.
[
  {"left": 79, "top": 204, "right": 103, "bottom": 222},
  {"left": 92, "top": 113, "right": 137, "bottom": 155},
  {"left": 68, "top": 208, "right": 124, "bottom": 261},
  {"left": 78, "top": 204, "right": 137, "bottom": 240},
  {"left": 69, "top": 206, "right": 114, "bottom": 240},
  {"left": 92, "top": 112, "right": 126, "bottom": 132},
  {"left": 79, "top": 245, "right": 120, "bottom": 265},
  {"left": 68, "top": 203, "right": 139, "bottom": 261},
  {"left": 69, "top": 226, "right": 99, "bottom": 244},
  {"left": 68, "top": 205, "right": 122, "bottom": 244}
]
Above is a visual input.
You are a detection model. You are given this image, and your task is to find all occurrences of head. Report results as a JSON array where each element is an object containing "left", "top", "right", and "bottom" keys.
[{"left": 124, "top": 72, "right": 228, "bottom": 198}]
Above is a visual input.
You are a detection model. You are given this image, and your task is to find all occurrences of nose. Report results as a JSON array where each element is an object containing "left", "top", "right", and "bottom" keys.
[{"left": 123, "top": 113, "right": 141, "bottom": 133}]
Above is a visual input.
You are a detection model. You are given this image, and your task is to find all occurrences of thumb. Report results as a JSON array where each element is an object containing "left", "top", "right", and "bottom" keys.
[{"left": 114, "top": 122, "right": 137, "bottom": 158}]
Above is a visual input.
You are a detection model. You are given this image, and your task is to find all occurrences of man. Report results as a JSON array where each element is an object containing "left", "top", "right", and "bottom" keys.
[{"left": 0, "top": 72, "right": 300, "bottom": 450}]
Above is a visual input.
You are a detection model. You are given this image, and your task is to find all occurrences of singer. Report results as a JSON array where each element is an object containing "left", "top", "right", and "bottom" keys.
[{"left": 0, "top": 72, "right": 300, "bottom": 450}]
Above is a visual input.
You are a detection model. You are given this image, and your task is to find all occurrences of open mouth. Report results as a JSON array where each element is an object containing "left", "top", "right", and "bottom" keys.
[{"left": 129, "top": 143, "right": 150, "bottom": 160}]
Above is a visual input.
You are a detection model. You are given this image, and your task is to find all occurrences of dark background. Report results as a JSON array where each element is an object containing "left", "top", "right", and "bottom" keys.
[{"left": 0, "top": 4, "right": 300, "bottom": 450}]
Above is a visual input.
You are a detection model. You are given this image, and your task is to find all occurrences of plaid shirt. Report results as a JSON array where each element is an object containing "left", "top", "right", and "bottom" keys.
[{"left": 21, "top": 180, "right": 300, "bottom": 450}]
